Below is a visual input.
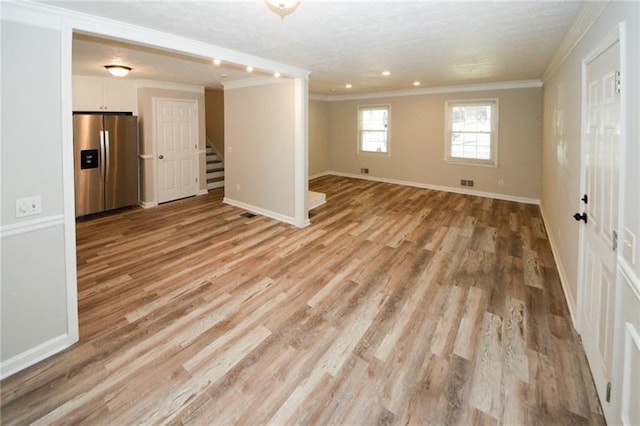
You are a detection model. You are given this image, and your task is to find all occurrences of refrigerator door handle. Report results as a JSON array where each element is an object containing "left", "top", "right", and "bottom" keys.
[
  {"left": 104, "top": 130, "right": 110, "bottom": 183},
  {"left": 99, "top": 130, "right": 106, "bottom": 181}
]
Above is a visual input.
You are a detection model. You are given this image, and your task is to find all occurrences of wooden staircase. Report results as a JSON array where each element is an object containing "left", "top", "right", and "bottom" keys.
[{"left": 206, "top": 145, "right": 224, "bottom": 190}]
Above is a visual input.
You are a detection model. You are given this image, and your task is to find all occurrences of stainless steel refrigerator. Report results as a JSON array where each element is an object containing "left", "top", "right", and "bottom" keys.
[{"left": 73, "top": 113, "right": 138, "bottom": 217}]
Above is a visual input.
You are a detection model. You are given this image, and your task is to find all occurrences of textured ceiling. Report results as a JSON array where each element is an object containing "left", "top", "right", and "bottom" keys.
[{"left": 53, "top": 1, "right": 585, "bottom": 95}]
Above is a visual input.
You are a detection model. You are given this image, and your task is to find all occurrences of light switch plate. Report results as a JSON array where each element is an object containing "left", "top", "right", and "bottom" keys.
[
  {"left": 623, "top": 228, "right": 636, "bottom": 264},
  {"left": 16, "top": 195, "right": 42, "bottom": 218}
]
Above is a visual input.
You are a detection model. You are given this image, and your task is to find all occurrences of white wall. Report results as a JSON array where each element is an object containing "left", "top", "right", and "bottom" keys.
[
  {"left": 541, "top": 1, "right": 640, "bottom": 311},
  {"left": 223, "top": 81, "right": 297, "bottom": 223},
  {"left": 325, "top": 87, "right": 542, "bottom": 202},
  {"left": 309, "top": 99, "right": 330, "bottom": 177},
  {"left": 205, "top": 89, "right": 225, "bottom": 156},
  {"left": 541, "top": 2, "right": 639, "bottom": 422},
  {"left": 1, "top": 20, "right": 76, "bottom": 374}
]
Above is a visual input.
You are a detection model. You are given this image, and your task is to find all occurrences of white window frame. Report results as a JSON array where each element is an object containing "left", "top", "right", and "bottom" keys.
[
  {"left": 357, "top": 104, "right": 391, "bottom": 157},
  {"left": 444, "top": 99, "right": 499, "bottom": 167}
]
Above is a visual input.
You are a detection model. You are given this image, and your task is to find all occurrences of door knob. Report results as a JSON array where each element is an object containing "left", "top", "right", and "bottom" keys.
[
  {"left": 573, "top": 212, "right": 587, "bottom": 223},
  {"left": 581, "top": 194, "right": 588, "bottom": 204},
  {"left": 159, "top": 155, "right": 164, "bottom": 160}
]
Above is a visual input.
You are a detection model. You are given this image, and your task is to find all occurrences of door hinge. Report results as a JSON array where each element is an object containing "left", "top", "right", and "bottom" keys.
[
  {"left": 606, "top": 382, "right": 612, "bottom": 402},
  {"left": 615, "top": 71, "right": 621, "bottom": 94},
  {"left": 613, "top": 230, "right": 618, "bottom": 251}
]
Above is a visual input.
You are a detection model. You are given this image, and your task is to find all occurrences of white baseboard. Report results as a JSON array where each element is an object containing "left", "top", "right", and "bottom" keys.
[
  {"left": 0, "top": 333, "right": 74, "bottom": 380},
  {"left": 325, "top": 171, "right": 540, "bottom": 205},
  {"left": 540, "top": 203, "right": 577, "bottom": 328},
  {"left": 138, "top": 200, "right": 158, "bottom": 209},
  {"left": 196, "top": 189, "right": 208, "bottom": 196},
  {"left": 309, "top": 171, "right": 332, "bottom": 180},
  {"left": 223, "top": 197, "right": 297, "bottom": 227}
]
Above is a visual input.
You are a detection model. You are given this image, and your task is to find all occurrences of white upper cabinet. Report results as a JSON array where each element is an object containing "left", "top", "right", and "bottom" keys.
[{"left": 73, "top": 76, "right": 137, "bottom": 113}]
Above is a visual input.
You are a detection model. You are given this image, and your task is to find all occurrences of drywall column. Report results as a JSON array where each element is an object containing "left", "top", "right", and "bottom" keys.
[
  {"left": 223, "top": 79, "right": 301, "bottom": 226},
  {"left": 294, "top": 76, "right": 310, "bottom": 227},
  {"left": 308, "top": 99, "right": 331, "bottom": 177},
  {"left": 1, "top": 16, "right": 78, "bottom": 378}
]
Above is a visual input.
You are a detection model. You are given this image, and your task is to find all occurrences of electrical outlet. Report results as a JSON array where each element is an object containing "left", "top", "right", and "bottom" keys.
[
  {"left": 498, "top": 179, "right": 504, "bottom": 186},
  {"left": 16, "top": 195, "right": 42, "bottom": 218},
  {"left": 360, "top": 168, "right": 369, "bottom": 174},
  {"left": 460, "top": 179, "right": 467, "bottom": 186},
  {"left": 467, "top": 180, "right": 474, "bottom": 187}
]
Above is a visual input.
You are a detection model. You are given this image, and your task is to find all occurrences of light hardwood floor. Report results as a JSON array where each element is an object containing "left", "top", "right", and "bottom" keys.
[{"left": 1, "top": 176, "right": 604, "bottom": 425}]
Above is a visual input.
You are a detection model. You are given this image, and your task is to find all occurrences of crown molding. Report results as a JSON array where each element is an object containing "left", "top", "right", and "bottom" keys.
[
  {"left": 1, "top": 0, "right": 62, "bottom": 29},
  {"left": 310, "top": 79, "right": 543, "bottom": 102},
  {"left": 543, "top": 1, "right": 609, "bottom": 82}
]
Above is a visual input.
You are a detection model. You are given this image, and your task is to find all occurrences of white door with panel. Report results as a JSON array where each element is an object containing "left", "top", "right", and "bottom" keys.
[
  {"left": 578, "top": 40, "right": 620, "bottom": 414},
  {"left": 155, "top": 99, "right": 199, "bottom": 203}
]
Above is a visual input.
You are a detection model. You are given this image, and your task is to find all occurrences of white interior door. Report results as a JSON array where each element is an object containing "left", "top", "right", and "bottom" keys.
[
  {"left": 155, "top": 99, "right": 198, "bottom": 203},
  {"left": 579, "top": 40, "right": 620, "bottom": 411}
]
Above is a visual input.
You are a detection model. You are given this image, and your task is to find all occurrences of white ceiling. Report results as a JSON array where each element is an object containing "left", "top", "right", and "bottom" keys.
[
  {"left": 73, "top": 34, "right": 251, "bottom": 90},
  {"left": 55, "top": 1, "right": 585, "bottom": 95}
]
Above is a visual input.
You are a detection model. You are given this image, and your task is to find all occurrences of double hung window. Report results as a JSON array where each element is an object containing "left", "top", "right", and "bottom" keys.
[
  {"left": 445, "top": 99, "right": 498, "bottom": 166},
  {"left": 358, "top": 105, "right": 390, "bottom": 156}
]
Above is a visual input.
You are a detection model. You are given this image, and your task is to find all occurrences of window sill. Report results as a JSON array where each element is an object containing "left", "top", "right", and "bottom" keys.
[
  {"left": 358, "top": 151, "right": 391, "bottom": 159},
  {"left": 444, "top": 158, "right": 497, "bottom": 168}
]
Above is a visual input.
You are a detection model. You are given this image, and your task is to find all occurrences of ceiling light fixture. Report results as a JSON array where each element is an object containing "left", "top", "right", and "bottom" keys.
[
  {"left": 264, "top": 0, "right": 301, "bottom": 19},
  {"left": 345, "top": 84, "right": 353, "bottom": 89},
  {"left": 104, "top": 65, "right": 132, "bottom": 77},
  {"left": 246, "top": 66, "right": 254, "bottom": 73},
  {"left": 413, "top": 81, "right": 421, "bottom": 87},
  {"left": 213, "top": 58, "right": 222, "bottom": 66},
  {"left": 274, "top": 72, "right": 281, "bottom": 78},
  {"left": 382, "top": 70, "right": 391, "bottom": 76}
]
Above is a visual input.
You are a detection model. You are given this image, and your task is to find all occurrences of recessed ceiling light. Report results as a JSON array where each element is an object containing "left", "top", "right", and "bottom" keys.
[
  {"left": 345, "top": 83, "right": 352, "bottom": 89},
  {"left": 274, "top": 72, "right": 281, "bottom": 78},
  {"left": 213, "top": 58, "right": 222, "bottom": 66},
  {"left": 413, "top": 81, "right": 421, "bottom": 86},
  {"left": 246, "top": 66, "right": 254, "bottom": 73},
  {"left": 382, "top": 70, "right": 391, "bottom": 76}
]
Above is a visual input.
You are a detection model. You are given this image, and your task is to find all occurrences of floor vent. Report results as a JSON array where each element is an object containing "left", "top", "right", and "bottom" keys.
[{"left": 240, "top": 212, "right": 256, "bottom": 218}]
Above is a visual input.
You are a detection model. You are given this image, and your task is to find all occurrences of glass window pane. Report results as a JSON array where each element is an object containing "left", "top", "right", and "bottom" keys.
[
  {"left": 361, "top": 109, "right": 387, "bottom": 131},
  {"left": 452, "top": 105, "right": 491, "bottom": 132},
  {"left": 450, "top": 132, "right": 491, "bottom": 160},
  {"left": 362, "top": 130, "right": 387, "bottom": 152}
]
